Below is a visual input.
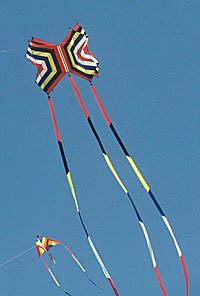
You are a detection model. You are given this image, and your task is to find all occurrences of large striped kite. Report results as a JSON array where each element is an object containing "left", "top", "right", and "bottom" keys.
[
  {"left": 36, "top": 235, "right": 103, "bottom": 295},
  {"left": 26, "top": 25, "right": 119, "bottom": 296},
  {"left": 26, "top": 24, "right": 188, "bottom": 295}
]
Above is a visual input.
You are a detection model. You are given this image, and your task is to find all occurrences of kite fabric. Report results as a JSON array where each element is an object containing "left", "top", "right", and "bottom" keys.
[
  {"left": 25, "top": 24, "right": 98, "bottom": 94},
  {"left": 36, "top": 236, "right": 103, "bottom": 295},
  {"left": 26, "top": 23, "right": 188, "bottom": 295}
]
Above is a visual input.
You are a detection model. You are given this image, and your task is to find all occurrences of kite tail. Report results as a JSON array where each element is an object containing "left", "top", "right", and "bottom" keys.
[
  {"left": 127, "top": 193, "right": 167, "bottom": 296},
  {"left": 48, "top": 95, "right": 119, "bottom": 295},
  {"left": 88, "top": 236, "right": 119, "bottom": 296},
  {"left": 68, "top": 76, "right": 167, "bottom": 294},
  {"left": 90, "top": 84, "right": 188, "bottom": 296},
  {"left": 42, "top": 261, "right": 72, "bottom": 295},
  {"left": 64, "top": 245, "right": 104, "bottom": 290}
]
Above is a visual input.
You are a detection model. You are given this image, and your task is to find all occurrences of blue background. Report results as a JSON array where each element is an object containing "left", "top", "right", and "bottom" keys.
[{"left": 0, "top": 1, "right": 199, "bottom": 295}]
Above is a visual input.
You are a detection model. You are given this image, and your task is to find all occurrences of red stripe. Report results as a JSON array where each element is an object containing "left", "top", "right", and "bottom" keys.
[
  {"left": 90, "top": 84, "right": 111, "bottom": 126},
  {"left": 107, "top": 278, "right": 119, "bottom": 296},
  {"left": 68, "top": 75, "right": 89, "bottom": 119},
  {"left": 31, "top": 37, "right": 55, "bottom": 46},
  {"left": 64, "top": 245, "right": 73, "bottom": 257},
  {"left": 48, "top": 97, "right": 61, "bottom": 142},
  {"left": 154, "top": 266, "right": 167, "bottom": 296},
  {"left": 180, "top": 255, "right": 189, "bottom": 296},
  {"left": 42, "top": 260, "right": 49, "bottom": 270}
]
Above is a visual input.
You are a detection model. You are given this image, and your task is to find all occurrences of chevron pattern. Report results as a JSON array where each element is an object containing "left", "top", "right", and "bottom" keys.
[
  {"left": 60, "top": 24, "right": 99, "bottom": 81},
  {"left": 26, "top": 38, "right": 66, "bottom": 94}
]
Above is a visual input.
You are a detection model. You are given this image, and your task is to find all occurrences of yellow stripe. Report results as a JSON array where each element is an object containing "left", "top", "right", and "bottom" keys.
[
  {"left": 67, "top": 33, "right": 95, "bottom": 75},
  {"left": 67, "top": 172, "right": 80, "bottom": 212},
  {"left": 126, "top": 156, "right": 150, "bottom": 192},
  {"left": 49, "top": 268, "right": 60, "bottom": 287},
  {"left": 103, "top": 153, "right": 128, "bottom": 194},
  {"left": 28, "top": 48, "right": 57, "bottom": 89},
  {"left": 71, "top": 253, "right": 85, "bottom": 272}
]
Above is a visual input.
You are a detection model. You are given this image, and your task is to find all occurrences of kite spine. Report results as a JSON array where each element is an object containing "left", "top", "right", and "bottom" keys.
[
  {"left": 68, "top": 75, "right": 166, "bottom": 295},
  {"left": 48, "top": 96, "right": 119, "bottom": 296},
  {"left": 90, "top": 84, "right": 188, "bottom": 296}
]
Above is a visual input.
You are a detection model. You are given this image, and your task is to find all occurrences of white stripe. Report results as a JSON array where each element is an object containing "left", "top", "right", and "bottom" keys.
[
  {"left": 57, "top": 45, "right": 69, "bottom": 73},
  {"left": 26, "top": 54, "right": 48, "bottom": 84},
  {"left": 88, "top": 236, "right": 110, "bottom": 279},
  {"left": 81, "top": 37, "right": 98, "bottom": 63},
  {"left": 73, "top": 36, "right": 98, "bottom": 67},
  {"left": 162, "top": 216, "right": 182, "bottom": 257},
  {"left": 139, "top": 221, "right": 157, "bottom": 268},
  {"left": 36, "top": 239, "right": 46, "bottom": 252}
]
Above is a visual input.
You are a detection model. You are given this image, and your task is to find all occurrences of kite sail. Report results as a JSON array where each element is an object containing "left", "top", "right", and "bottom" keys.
[
  {"left": 26, "top": 29, "right": 119, "bottom": 296},
  {"left": 26, "top": 24, "right": 188, "bottom": 295},
  {"left": 25, "top": 24, "right": 98, "bottom": 95},
  {"left": 36, "top": 236, "right": 103, "bottom": 295}
]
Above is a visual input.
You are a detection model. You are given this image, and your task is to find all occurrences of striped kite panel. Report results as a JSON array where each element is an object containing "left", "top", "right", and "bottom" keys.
[
  {"left": 60, "top": 24, "right": 99, "bottom": 81},
  {"left": 26, "top": 40, "right": 66, "bottom": 94},
  {"left": 36, "top": 236, "right": 61, "bottom": 258}
]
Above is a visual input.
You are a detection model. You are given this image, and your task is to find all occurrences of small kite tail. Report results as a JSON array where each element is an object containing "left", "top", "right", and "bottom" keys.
[
  {"left": 63, "top": 244, "right": 104, "bottom": 290},
  {"left": 42, "top": 261, "right": 71, "bottom": 295}
]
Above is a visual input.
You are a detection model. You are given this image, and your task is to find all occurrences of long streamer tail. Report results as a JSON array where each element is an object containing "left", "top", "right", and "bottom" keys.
[
  {"left": 48, "top": 96, "right": 119, "bottom": 295},
  {"left": 42, "top": 261, "right": 72, "bottom": 295},
  {"left": 90, "top": 84, "right": 188, "bottom": 296},
  {"left": 68, "top": 75, "right": 166, "bottom": 295},
  {"left": 64, "top": 244, "right": 104, "bottom": 290}
]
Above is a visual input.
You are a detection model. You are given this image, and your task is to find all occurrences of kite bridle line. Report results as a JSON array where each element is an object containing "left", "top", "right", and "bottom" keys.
[
  {"left": 90, "top": 84, "right": 188, "bottom": 296},
  {"left": 68, "top": 75, "right": 167, "bottom": 296},
  {"left": 48, "top": 96, "right": 119, "bottom": 296}
]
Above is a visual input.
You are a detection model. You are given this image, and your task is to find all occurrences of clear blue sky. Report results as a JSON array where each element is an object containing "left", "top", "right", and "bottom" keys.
[{"left": 1, "top": 1, "right": 199, "bottom": 295}]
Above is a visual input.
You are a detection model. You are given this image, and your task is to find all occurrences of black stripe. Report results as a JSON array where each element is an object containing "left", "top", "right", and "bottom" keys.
[
  {"left": 62, "top": 33, "right": 93, "bottom": 81},
  {"left": 78, "top": 212, "right": 89, "bottom": 237},
  {"left": 110, "top": 123, "right": 130, "bottom": 157},
  {"left": 87, "top": 117, "right": 106, "bottom": 154},
  {"left": 149, "top": 190, "right": 165, "bottom": 216},
  {"left": 127, "top": 193, "right": 143, "bottom": 222},
  {"left": 58, "top": 141, "right": 69, "bottom": 174}
]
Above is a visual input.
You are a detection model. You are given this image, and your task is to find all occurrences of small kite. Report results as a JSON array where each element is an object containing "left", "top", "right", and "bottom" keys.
[
  {"left": 36, "top": 235, "right": 103, "bottom": 295},
  {"left": 26, "top": 24, "right": 188, "bottom": 295}
]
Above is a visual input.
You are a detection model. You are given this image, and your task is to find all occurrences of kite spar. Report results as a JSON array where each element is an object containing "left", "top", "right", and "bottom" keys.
[{"left": 26, "top": 35, "right": 119, "bottom": 296}]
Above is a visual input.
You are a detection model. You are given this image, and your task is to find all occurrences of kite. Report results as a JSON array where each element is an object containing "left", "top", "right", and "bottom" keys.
[
  {"left": 36, "top": 235, "right": 103, "bottom": 295},
  {"left": 26, "top": 26, "right": 119, "bottom": 296},
  {"left": 26, "top": 24, "right": 188, "bottom": 295}
]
